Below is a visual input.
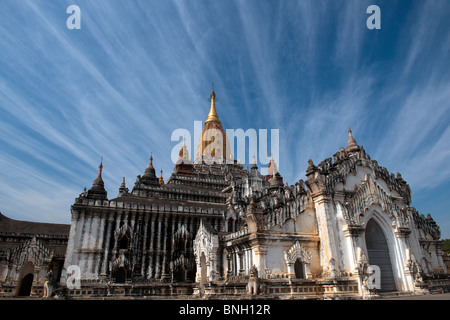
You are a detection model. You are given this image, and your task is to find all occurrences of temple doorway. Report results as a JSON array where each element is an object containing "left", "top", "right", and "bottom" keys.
[
  {"left": 294, "top": 259, "right": 304, "bottom": 279},
  {"left": 365, "top": 219, "right": 396, "bottom": 292},
  {"left": 16, "top": 261, "right": 35, "bottom": 297},
  {"left": 114, "top": 267, "right": 127, "bottom": 283}
]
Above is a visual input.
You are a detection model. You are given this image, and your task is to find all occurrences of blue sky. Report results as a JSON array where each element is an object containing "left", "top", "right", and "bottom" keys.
[{"left": 0, "top": 1, "right": 449, "bottom": 237}]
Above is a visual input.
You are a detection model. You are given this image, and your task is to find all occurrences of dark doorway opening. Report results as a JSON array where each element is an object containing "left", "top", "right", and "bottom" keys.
[
  {"left": 17, "top": 273, "right": 34, "bottom": 296},
  {"left": 294, "top": 259, "right": 304, "bottom": 279},
  {"left": 114, "top": 267, "right": 126, "bottom": 283},
  {"left": 119, "top": 236, "right": 129, "bottom": 250}
]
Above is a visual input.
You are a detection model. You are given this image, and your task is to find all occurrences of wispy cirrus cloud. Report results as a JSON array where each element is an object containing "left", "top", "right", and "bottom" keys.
[{"left": 0, "top": 0, "right": 449, "bottom": 237}]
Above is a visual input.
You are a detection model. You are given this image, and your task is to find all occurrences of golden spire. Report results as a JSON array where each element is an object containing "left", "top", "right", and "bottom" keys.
[
  {"left": 159, "top": 169, "right": 164, "bottom": 185},
  {"left": 195, "top": 85, "right": 233, "bottom": 163},
  {"left": 205, "top": 83, "right": 220, "bottom": 124}
]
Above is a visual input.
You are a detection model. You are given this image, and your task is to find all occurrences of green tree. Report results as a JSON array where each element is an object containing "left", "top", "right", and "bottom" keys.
[{"left": 442, "top": 239, "right": 450, "bottom": 254}]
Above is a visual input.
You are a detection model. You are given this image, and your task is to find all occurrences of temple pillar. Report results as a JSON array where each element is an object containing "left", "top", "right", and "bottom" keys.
[
  {"left": 100, "top": 215, "right": 114, "bottom": 277},
  {"left": 154, "top": 214, "right": 163, "bottom": 279},
  {"left": 161, "top": 214, "right": 170, "bottom": 280},
  {"left": 147, "top": 214, "right": 156, "bottom": 279},
  {"left": 140, "top": 215, "right": 150, "bottom": 277},
  {"left": 250, "top": 241, "right": 267, "bottom": 276}
]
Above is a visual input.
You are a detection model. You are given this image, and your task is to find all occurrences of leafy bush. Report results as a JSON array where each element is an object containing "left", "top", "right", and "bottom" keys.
[{"left": 442, "top": 239, "right": 450, "bottom": 254}]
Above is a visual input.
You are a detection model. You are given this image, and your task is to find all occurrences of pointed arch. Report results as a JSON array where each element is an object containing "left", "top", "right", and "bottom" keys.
[
  {"left": 364, "top": 218, "right": 396, "bottom": 292},
  {"left": 284, "top": 241, "right": 312, "bottom": 279},
  {"left": 193, "top": 220, "right": 220, "bottom": 282},
  {"left": 15, "top": 261, "right": 35, "bottom": 297},
  {"left": 170, "top": 225, "right": 195, "bottom": 282},
  {"left": 114, "top": 225, "right": 134, "bottom": 251}
]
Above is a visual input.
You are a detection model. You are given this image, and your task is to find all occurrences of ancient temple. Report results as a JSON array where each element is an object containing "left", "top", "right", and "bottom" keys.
[
  {"left": 0, "top": 213, "right": 69, "bottom": 296},
  {"left": 1, "top": 87, "right": 449, "bottom": 299}
]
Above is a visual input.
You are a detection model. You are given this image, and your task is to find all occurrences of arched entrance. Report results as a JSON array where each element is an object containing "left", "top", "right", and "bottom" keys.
[
  {"left": 365, "top": 219, "right": 396, "bottom": 292},
  {"left": 294, "top": 259, "right": 304, "bottom": 279},
  {"left": 16, "top": 261, "right": 35, "bottom": 297}
]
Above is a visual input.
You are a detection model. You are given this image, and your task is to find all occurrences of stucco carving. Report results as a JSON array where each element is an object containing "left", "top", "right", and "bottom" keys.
[
  {"left": 284, "top": 241, "right": 312, "bottom": 264},
  {"left": 7, "top": 236, "right": 53, "bottom": 269}
]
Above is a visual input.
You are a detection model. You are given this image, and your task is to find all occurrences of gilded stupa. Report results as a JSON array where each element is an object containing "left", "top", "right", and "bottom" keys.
[{"left": 195, "top": 85, "right": 233, "bottom": 164}]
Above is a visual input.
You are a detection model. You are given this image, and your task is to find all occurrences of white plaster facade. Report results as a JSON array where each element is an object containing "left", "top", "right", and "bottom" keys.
[
  {"left": 190, "top": 130, "right": 448, "bottom": 298},
  {"left": 58, "top": 92, "right": 448, "bottom": 299}
]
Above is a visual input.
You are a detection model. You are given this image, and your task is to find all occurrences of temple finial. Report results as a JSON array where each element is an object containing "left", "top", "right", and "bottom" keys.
[
  {"left": 87, "top": 157, "right": 107, "bottom": 200},
  {"left": 251, "top": 154, "right": 258, "bottom": 170},
  {"left": 268, "top": 152, "right": 279, "bottom": 176},
  {"left": 178, "top": 136, "right": 190, "bottom": 162},
  {"left": 142, "top": 152, "right": 158, "bottom": 183},
  {"left": 97, "top": 157, "right": 103, "bottom": 177},
  {"left": 149, "top": 153, "right": 154, "bottom": 168},
  {"left": 347, "top": 128, "right": 359, "bottom": 151},
  {"left": 206, "top": 85, "right": 219, "bottom": 123},
  {"left": 159, "top": 169, "right": 164, "bottom": 185}
]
